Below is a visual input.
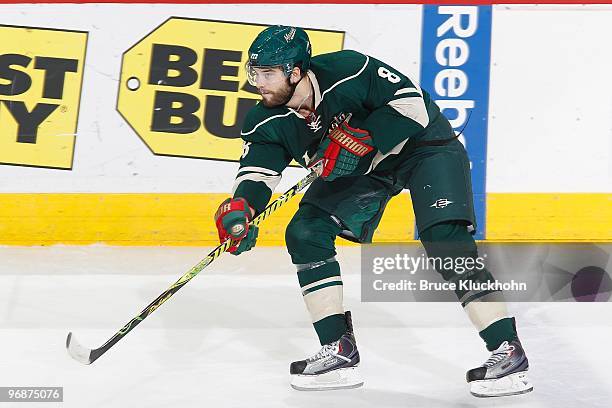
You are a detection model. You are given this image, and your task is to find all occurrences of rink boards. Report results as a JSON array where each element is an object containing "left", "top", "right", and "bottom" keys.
[
  {"left": 0, "top": 192, "right": 609, "bottom": 245},
  {"left": 0, "top": 4, "right": 610, "bottom": 245}
]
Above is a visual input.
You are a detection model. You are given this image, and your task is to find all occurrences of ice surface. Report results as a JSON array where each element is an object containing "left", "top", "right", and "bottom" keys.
[{"left": 1, "top": 246, "right": 610, "bottom": 407}]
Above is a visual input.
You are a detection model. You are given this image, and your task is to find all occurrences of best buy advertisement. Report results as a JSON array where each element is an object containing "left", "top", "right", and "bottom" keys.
[
  {"left": 0, "top": 25, "right": 87, "bottom": 169},
  {"left": 117, "top": 18, "right": 344, "bottom": 162}
]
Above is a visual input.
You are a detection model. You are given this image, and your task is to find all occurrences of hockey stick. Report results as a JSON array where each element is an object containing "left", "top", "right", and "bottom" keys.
[{"left": 66, "top": 169, "right": 319, "bottom": 365}]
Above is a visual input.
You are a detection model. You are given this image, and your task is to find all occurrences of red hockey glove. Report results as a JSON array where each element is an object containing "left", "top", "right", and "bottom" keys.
[
  {"left": 308, "top": 117, "right": 374, "bottom": 181},
  {"left": 214, "top": 197, "right": 258, "bottom": 255}
]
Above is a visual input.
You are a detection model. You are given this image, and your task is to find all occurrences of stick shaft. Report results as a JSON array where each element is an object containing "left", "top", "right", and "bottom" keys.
[{"left": 78, "top": 170, "right": 318, "bottom": 364}]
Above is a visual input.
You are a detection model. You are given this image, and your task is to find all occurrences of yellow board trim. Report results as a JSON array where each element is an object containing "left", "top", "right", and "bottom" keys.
[
  {"left": 486, "top": 193, "right": 612, "bottom": 241},
  {"left": 0, "top": 193, "right": 609, "bottom": 245}
]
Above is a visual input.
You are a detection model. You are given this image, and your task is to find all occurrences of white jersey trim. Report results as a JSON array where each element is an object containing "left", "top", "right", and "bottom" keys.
[
  {"left": 307, "top": 70, "right": 322, "bottom": 109},
  {"left": 231, "top": 172, "right": 282, "bottom": 195},
  {"left": 394, "top": 86, "right": 422, "bottom": 96},
  {"left": 366, "top": 138, "right": 410, "bottom": 174},
  {"left": 388, "top": 96, "right": 429, "bottom": 128},
  {"left": 240, "top": 109, "right": 302, "bottom": 136},
  {"left": 320, "top": 55, "right": 370, "bottom": 102},
  {"left": 237, "top": 166, "right": 280, "bottom": 176}
]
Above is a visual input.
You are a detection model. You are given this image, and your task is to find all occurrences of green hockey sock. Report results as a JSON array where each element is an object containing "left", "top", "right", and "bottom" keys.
[{"left": 479, "top": 317, "right": 518, "bottom": 351}]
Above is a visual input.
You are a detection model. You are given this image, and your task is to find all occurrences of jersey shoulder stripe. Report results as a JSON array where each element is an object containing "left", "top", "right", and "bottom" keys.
[
  {"left": 241, "top": 108, "right": 301, "bottom": 137},
  {"left": 320, "top": 55, "right": 369, "bottom": 102},
  {"left": 309, "top": 50, "right": 370, "bottom": 101}
]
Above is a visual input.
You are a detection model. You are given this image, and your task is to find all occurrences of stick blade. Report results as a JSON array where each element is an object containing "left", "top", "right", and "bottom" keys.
[{"left": 66, "top": 332, "right": 93, "bottom": 365}]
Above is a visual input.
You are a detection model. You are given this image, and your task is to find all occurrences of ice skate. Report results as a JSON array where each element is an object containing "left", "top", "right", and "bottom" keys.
[
  {"left": 467, "top": 339, "right": 533, "bottom": 397},
  {"left": 290, "top": 312, "right": 363, "bottom": 391}
]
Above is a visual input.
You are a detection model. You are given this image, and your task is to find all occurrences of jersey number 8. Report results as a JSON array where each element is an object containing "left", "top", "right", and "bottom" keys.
[{"left": 377, "top": 67, "right": 401, "bottom": 84}]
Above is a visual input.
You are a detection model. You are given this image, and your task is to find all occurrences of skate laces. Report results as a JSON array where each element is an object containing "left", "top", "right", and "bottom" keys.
[
  {"left": 307, "top": 339, "right": 352, "bottom": 363},
  {"left": 483, "top": 341, "right": 515, "bottom": 367},
  {"left": 308, "top": 341, "right": 340, "bottom": 362}
]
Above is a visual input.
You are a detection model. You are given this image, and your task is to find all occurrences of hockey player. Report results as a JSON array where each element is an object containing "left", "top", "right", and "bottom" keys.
[{"left": 213, "top": 25, "right": 533, "bottom": 397}]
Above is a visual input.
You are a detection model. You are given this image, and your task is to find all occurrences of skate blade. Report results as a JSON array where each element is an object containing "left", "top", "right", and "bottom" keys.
[
  {"left": 290, "top": 367, "right": 364, "bottom": 391},
  {"left": 470, "top": 370, "right": 533, "bottom": 398}
]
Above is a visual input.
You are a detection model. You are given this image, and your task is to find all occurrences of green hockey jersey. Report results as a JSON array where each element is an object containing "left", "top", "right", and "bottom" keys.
[{"left": 233, "top": 49, "right": 443, "bottom": 214}]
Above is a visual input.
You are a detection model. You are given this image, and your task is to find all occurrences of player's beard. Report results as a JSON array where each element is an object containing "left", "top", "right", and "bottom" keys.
[{"left": 260, "top": 77, "right": 298, "bottom": 108}]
